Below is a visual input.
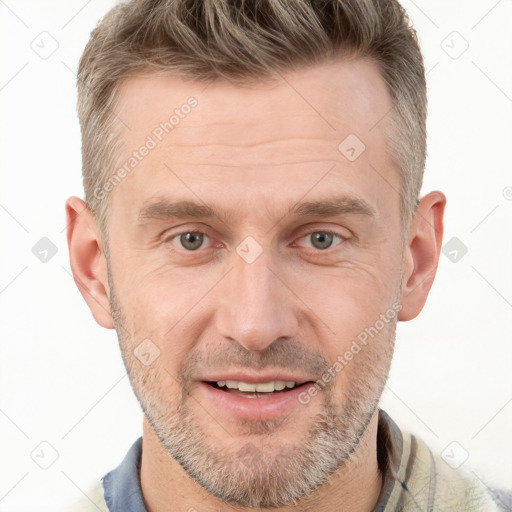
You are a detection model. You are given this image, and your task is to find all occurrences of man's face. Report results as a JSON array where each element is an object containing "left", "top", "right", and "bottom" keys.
[{"left": 106, "top": 58, "right": 405, "bottom": 507}]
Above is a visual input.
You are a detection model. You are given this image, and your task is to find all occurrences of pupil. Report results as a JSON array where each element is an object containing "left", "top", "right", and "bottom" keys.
[{"left": 311, "top": 232, "right": 333, "bottom": 250}]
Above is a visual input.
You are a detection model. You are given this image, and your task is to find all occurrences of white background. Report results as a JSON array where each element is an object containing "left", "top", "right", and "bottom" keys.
[{"left": 0, "top": 1, "right": 511, "bottom": 510}]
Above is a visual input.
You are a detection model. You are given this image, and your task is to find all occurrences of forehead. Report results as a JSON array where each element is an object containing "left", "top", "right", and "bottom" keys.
[
  {"left": 116, "top": 57, "right": 391, "bottom": 141},
  {"left": 109, "top": 58, "right": 398, "bottom": 223}
]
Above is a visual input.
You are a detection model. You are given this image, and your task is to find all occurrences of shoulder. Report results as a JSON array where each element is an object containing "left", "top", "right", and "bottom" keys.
[
  {"left": 377, "top": 410, "right": 510, "bottom": 512},
  {"left": 403, "top": 430, "right": 510, "bottom": 512}
]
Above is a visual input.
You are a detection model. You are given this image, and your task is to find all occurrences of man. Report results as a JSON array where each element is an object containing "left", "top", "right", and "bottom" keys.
[{"left": 64, "top": 0, "right": 507, "bottom": 510}]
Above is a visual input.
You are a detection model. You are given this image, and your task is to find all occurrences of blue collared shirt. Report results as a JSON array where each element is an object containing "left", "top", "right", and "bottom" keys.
[{"left": 102, "top": 437, "right": 146, "bottom": 512}]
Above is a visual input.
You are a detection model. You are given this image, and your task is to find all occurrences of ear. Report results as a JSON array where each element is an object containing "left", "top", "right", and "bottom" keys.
[
  {"left": 65, "top": 196, "right": 114, "bottom": 329},
  {"left": 398, "top": 191, "right": 446, "bottom": 321}
]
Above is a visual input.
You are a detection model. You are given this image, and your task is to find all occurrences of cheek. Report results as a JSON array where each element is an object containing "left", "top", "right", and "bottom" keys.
[
  {"left": 126, "top": 278, "right": 208, "bottom": 369},
  {"left": 116, "top": 270, "right": 187, "bottom": 331},
  {"left": 128, "top": 257, "right": 221, "bottom": 310},
  {"left": 328, "top": 317, "right": 397, "bottom": 404},
  {"left": 291, "top": 259, "right": 400, "bottom": 366},
  {"left": 297, "top": 260, "right": 399, "bottom": 323}
]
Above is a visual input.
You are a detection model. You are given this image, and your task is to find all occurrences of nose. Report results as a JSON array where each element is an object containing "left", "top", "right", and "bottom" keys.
[{"left": 215, "top": 247, "right": 300, "bottom": 352}]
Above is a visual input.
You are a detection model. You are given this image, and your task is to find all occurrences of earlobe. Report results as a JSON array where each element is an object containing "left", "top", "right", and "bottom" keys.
[
  {"left": 398, "top": 191, "right": 446, "bottom": 321},
  {"left": 65, "top": 196, "right": 114, "bottom": 329}
]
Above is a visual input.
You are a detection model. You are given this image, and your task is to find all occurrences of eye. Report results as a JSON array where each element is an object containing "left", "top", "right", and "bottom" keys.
[
  {"left": 299, "top": 231, "right": 345, "bottom": 250},
  {"left": 170, "top": 231, "right": 210, "bottom": 251},
  {"left": 165, "top": 229, "right": 346, "bottom": 253}
]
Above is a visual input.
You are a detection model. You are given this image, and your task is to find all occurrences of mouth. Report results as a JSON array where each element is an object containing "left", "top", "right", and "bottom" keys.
[
  {"left": 204, "top": 380, "right": 313, "bottom": 398},
  {"left": 199, "top": 379, "right": 317, "bottom": 420}
]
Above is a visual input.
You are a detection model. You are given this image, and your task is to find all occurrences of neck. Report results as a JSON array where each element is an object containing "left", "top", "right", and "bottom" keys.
[{"left": 140, "top": 410, "right": 383, "bottom": 512}]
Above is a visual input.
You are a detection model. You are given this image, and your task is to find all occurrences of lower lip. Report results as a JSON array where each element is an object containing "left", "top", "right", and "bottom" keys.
[{"left": 198, "top": 382, "right": 314, "bottom": 420}]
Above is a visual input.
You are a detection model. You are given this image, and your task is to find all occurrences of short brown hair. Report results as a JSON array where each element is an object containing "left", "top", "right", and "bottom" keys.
[{"left": 77, "top": 0, "right": 426, "bottom": 238}]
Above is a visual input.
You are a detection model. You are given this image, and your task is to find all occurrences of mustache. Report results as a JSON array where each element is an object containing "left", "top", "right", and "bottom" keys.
[{"left": 178, "top": 338, "right": 332, "bottom": 383}]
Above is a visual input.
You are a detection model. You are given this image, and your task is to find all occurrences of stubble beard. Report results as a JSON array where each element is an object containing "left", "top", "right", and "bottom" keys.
[{"left": 108, "top": 269, "right": 396, "bottom": 508}]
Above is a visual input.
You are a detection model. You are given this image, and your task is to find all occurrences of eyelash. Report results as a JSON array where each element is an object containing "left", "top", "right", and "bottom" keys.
[{"left": 165, "top": 229, "right": 347, "bottom": 252}]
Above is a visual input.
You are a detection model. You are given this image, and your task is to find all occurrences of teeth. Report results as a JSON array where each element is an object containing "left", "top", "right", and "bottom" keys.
[
  {"left": 239, "top": 382, "right": 256, "bottom": 392},
  {"left": 255, "top": 382, "right": 274, "bottom": 392},
  {"left": 216, "top": 380, "right": 298, "bottom": 392}
]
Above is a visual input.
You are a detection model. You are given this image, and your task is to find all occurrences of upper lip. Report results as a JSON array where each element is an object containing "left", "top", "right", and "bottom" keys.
[{"left": 200, "top": 372, "right": 315, "bottom": 385}]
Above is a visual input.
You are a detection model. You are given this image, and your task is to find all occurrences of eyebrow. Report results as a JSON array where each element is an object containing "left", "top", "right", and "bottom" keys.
[
  {"left": 138, "top": 195, "right": 376, "bottom": 224},
  {"left": 291, "top": 196, "right": 376, "bottom": 217}
]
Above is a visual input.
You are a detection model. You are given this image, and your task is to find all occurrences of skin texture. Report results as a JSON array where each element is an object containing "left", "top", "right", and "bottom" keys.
[{"left": 66, "top": 58, "right": 446, "bottom": 511}]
